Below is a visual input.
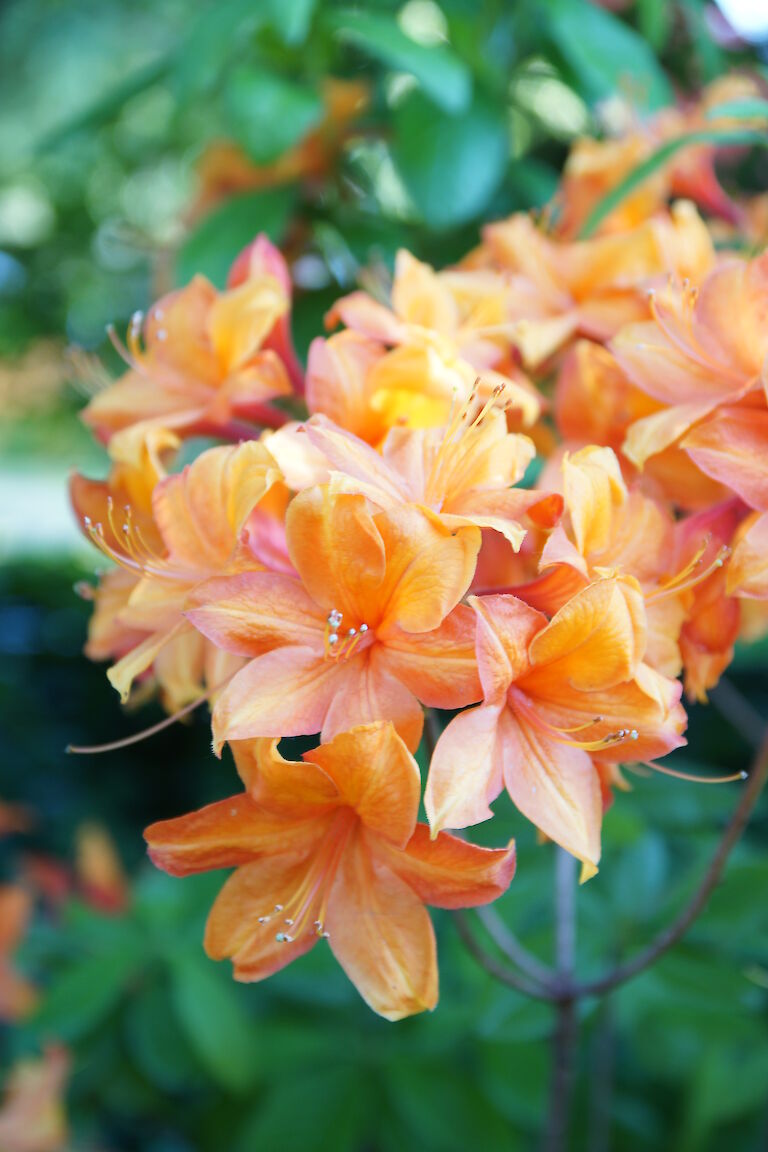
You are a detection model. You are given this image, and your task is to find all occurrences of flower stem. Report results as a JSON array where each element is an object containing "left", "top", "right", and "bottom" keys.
[{"left": 542, "top": 848, "right": 578, "bottom": 1152}]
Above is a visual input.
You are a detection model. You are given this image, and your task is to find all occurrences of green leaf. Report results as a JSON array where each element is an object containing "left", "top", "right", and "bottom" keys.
[
  {"left": 328, "top": 11, "right": 472, "bottom": 114},
  {"left": 235, "top": 1068, "right": 366, "bottom": 1152},
  {"left": 265, "top": 0, "right": 318, "bottom": 44},
  {"left": 225, "top": 67, "right": 324, "bottom": 164},
  {"left": 31, "top": 947, "right": 142, "bottom": 1042},
  {"left": 173, "top": 0, "right": 261, "bottom": 99},
  {"left": 176, "top": 189, "right": 295, "bottom": 288},
  {"left": 392, "top": 91, "right": 508, "bottom": 230},
  {"left": 579, "top": 128, "right": 768, "bottom": 238},
  {"left": 124, "top": 979, "right": 203, "bottom": 1092},
  {"left": 170, "top": 954, "right": 261, "bottom": 1093},
  {"left": 544, "top": 0, "right": 672, "bottom": 111}
]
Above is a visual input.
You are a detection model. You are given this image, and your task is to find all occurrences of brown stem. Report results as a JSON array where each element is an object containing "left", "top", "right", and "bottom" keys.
[
  {"left": 571, "top": 728, "right": 768, "bottom": 1000},
  {"left": 453, "top": 910, "right": 554, "bottom": 1001},
  {"left": 476, "top": 905, "right": 555, "bottom": 986}
]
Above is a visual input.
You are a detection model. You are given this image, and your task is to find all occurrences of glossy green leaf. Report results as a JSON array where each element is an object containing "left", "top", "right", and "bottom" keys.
[
  {"left": 170, "top": 954, "right": 261, "bottom": 1093},
  {"left": 392, "top": 91, "right": 508, "bottom": 230},
  {"left": 705, "top": 98, "right": 768, "bottom": 121},
  {"left": 176, "top": 188, "right": 295, "bottom": 288},
  {"left": 31, "top": 947, "right": 142, "bottom": 1042},
  {"left": 545, "top": 0, "right": 672, "bottom": 111},
  {"left": 328, "top": 11, "right": 472, "bottom": 113},
  {"left": 224, "top": 68, "right": 323, "bottom": 164}
]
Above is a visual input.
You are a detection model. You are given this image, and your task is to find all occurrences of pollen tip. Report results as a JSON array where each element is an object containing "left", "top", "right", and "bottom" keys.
[{"left": 741, "top": 770, "right": 749, "bottom": 780}]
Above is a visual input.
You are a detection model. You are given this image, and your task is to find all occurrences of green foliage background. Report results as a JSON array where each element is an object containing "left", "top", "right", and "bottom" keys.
[{"left": 1, "top": 1, "right": 767, "bottom": 1149}]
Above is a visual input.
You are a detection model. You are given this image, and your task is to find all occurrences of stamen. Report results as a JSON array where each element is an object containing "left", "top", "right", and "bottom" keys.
[{"left": 633, "top": 760, "right": 747, "bottom": 784}]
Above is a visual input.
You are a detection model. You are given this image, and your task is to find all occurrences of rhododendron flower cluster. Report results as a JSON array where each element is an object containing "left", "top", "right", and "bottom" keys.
[{"left": 71, "top": 88, "right": 768, "bottom": 1019}]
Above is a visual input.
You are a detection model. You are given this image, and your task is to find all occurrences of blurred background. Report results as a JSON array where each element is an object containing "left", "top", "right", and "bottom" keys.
[{"left": 2, "top": 1, "right": 768, "bottom": 1149}]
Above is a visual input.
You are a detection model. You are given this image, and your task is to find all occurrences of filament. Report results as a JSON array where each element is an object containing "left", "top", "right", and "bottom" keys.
[{"left": 631, "top": 760, "right": 747, "bottom": 785}]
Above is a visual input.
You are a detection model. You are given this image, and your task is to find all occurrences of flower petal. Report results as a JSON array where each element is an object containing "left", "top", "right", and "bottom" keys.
[
  {"left": 525, "top": 577, "right": 646, "bottom": 692},
  {"left": 186, "top": 571, "right": 324, "bottom": 657},
  {"left": 205, "top": 857, "right": 319, "bottom": 981},
  {"left": 210, "top": 646, "right": 348, "bottom": 751},
  {"left": 384, "top": 823, "right": 516, "bottom": 909},
  {"left": 683, "top": 407, "right": 768, "bottom": 510},
  {"left": 231, "top": 739, "right": 340, "bottom": 813},
  {"left": 326, "top": 836, "right": 438, "bottom": 1020},
  {"left": 144, "top": 796, "right": 317, "bottom": 876},
  {"left": 379, "top": 605, "right": 481, "bottom": 710},
  {"left": 306, "top": 722, "right": 420, "bottom": 848},
  {"left": 321, "top": 647, "right": 425, "bottom": 752},
  {"left": 425, "top": 703, "right": 504, "bottom": 835},
  {"left": 499, "top": 708, "right": 602, "bottom": 873},
  {"left": 469, "top": 595, "right": 545, "bottom": 703}
]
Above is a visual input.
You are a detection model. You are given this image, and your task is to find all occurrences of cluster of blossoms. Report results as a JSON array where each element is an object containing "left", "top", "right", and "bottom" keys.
[{"left": 70, "top": 83, "right": 768, "bottom": 1020}]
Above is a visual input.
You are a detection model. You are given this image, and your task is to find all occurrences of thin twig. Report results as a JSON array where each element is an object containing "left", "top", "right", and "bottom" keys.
[
  {"left": 453, "top": 910, "right": 555, "bottom": 1001},
  {"left": 571, "top": 729, "right": 768, "bottom": 1000},
  {"left": 709, "top": 678, "right": 764, "bottom": 750},
  {"left": 476, "top": 905, "right": 555, "bottom": 986},
  {"left": 587, "top": 998, "right": 615, "bottom": 1152}
]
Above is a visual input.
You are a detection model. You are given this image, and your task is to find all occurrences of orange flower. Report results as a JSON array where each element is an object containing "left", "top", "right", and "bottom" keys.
[
  {"left": 73, "top": 439, "right": 279, "bottom": 710},
  {"left": 192, "top": 78, "right": 369, "bottom": 214},
  {"left": 682, "top": 406, "right": 768, "bottom": 601},
  {"left": 145, "top": 722, "right": 516, "bottom": 1020},
  {"left": 480, "top": 201, "right": 714, "bottom": 369},
  {"left": 426, "top": 578, "right": 686, "bottom": 877},
  {"left": 186, "top": 487, "right": 482, "bottom": 752},
  {"left": 75, "top": 823, "right": 128, "bottom": 914},
  {"left": 615, "top": 253, "right": 768, "bottom": 471},
  {"left": 557, "top": 75, "right": 760, "bottom": 238},
  {"left": 82, "top": 236, "right": 294, "bottom": 463},
  {"left": 0, "top": 1047, "right": 69, "bottom": 1152},
  {"left": 0, "top": 886, "right": 36, "bottom": 1022},
  {"left": 324, "top": 249, "right": 541, "bottom": 432},
  {"left": 268, "top": 394, "right": 562, "bottom": 552},
  {"left": 518, "top": 446, "right": 739, "bottom": 696}
]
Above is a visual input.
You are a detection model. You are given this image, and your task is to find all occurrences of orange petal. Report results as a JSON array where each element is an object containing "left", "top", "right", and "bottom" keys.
[
  {"left": 321, "top": 646, "right": 425, "bottom": 751},
  {"left": 207, "top": 274, "right": 288, "bottom": 373},
  {"left": 286, "top": 488, "right": 386, "bottom": 621},
  {"left": 561, "top": 446, "right": 627, "bottom": 556},
  {"left": 210, "top": 645, "right": 349, "bottom": 752},
  {"left": 306, "top": 722, "right": 420, "bottom": 848},
  {"left": 383, "top": 823, "right": 515, "bottom": 909},
  {"left": 728, "top": 511, "right": 768, "bottom": 599},
  {"left": 231, "top": 739, "right": 339, "bottom": 812},
  {"left": 525, "top": 577, "right": 646, "bottom": 692},
  {"left": 683, "top": 408, "right": 768, "bottom": 510},
  {"left": 379, "top": 605, "right": 481, "bottom": 711},
  {"left": 325, "top": 837, "right": 438, "bottom": 1020},
  {"left": 0, "top": 887, "right": 31, "bottom": 954},
  {"left": 205, "top": 857, "right": 320, "bottom": 981},
  {"left": 425, "top": 703, "right": 504, "bottom": 834},
  {"left": 374, "top": 504, "right": 480, "bottom": 636},
  {"left": 186, "top": 571, "right": 324, "bottom": 657},
  {"left": 144, "top": 795, "right": 319, "bottom": 876},
  {"left": 499, "top": 709, "right": 602, "bottom": 873},
  {"left": 305, "top": 331, "right": 390, "bottom": 444},
  {"left": 153, "top": 440, "right": 278, "bottom": 570},
  {"left": 469, "top": 595, "right": 545, "bottom": 703}
]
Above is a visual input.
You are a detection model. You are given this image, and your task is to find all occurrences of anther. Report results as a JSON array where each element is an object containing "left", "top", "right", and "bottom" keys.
[
  {"left": 359, "top": 623, "right": 368, "bottom": 633},
  {"left": 258, "top": 916, "right": 270, "bottom": 924},
  {"left": 284, "top": 918, "right": 294, "bottom": 926},
  {"left": 347, "top": 628, "right": 356, "bottom": 638},
  {"left": 328, "top": 633, "right": 339, "bottom": 645},
  {"left": 274, "top": 904, "right": 284, "bottom": 912},
  {"left": 275, "top": 932, "right": 293, "bottom": 944},
  {"left": 328, "top": 609, "right": 343, "bottom": 629}
]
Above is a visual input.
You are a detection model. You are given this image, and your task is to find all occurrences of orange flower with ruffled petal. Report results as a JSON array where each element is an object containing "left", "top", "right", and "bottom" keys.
[
  {"left": 186, "top": 487, "right": 482, "bottom": 752},
  {"left": 82, "top": 236, "right": 295, "bottom": 463},
  {"left": 426, "top": 578, "right": 687, "bottom": 877},
  {"left": 73, "top": 439, "right": 280, "bottom": 710},
  {"left": 145, "top": 722, "right": 515, "bottom": 1020},
  {"left": 268, "top": 396, "right": 562, "bottom": 552},
  {"left": 324, "top": 249, "right": 541, "bottom": 433}
]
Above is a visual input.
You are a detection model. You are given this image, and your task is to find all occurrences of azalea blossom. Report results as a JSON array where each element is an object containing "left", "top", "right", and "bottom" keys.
[
  {"left": 145, "top": 722, "right": 516, "bottom": 1019},
  {"left": 426, "top": 578, "right": 686, "bottom": 877},
  {"left": 82, "top": 235, "right": 296, "bottom": 463},
  {"left": 72, "top": 438, "right": 280, "bottom": 710},
  {"left": 186, "top": 486, "right": 482, "bottom": 752},
  {"left": 267, "top": 391, "right": 563, "bottom": 551}
]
